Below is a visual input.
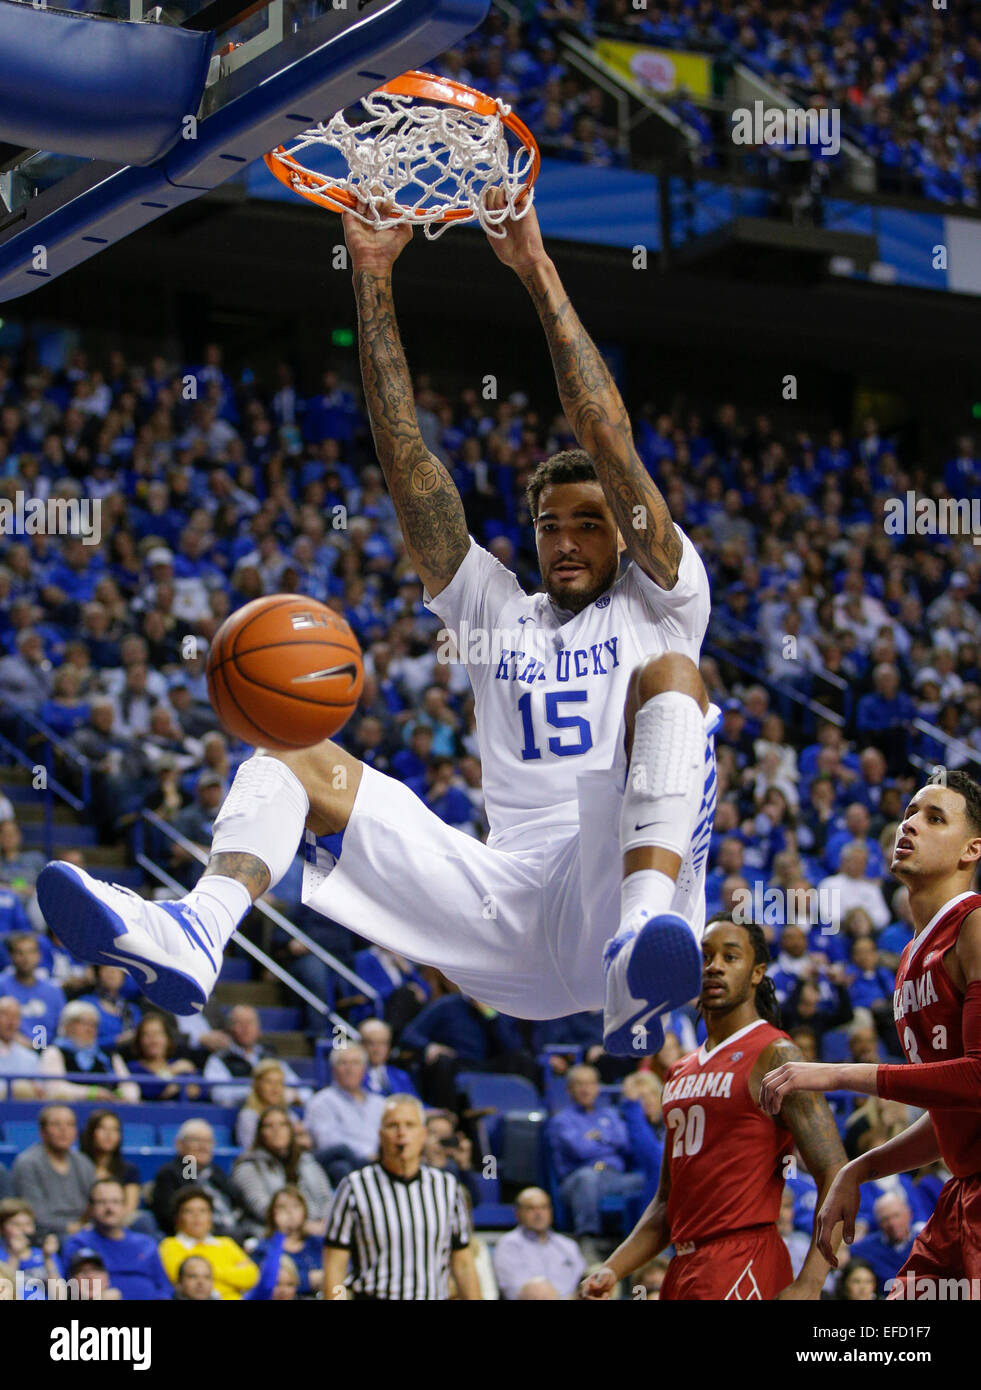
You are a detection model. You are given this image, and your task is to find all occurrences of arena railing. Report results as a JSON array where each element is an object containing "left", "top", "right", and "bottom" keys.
[
  {"left": 134, "top": 809, "right": 377, "bottom": 1042},
  {"left": 0, "top": 701, "right": 93, "bottom": 859},
  {"left": 704, "top": 622, "right": 848, "bottom": 730},
  {"left": 0, "top": 1070, "right": 254, "bottom": 1100}
]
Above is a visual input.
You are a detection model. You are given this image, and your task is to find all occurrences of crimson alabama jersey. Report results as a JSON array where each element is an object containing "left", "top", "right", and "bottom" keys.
[
  {"left": 892, "top": 890, "right": 981, "bottom": 1178},
  {"left": 663, "top": 1018, "right": 793, "bottom": 1245}
]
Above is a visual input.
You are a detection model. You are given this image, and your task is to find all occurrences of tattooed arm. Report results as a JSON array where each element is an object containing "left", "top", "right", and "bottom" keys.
[
  {"left": 343, "top": 212, "right": 470, "bottom": 598},
  {"left": 484, "top": 193, "right": 682, "bottom": 589},
  {"left": 752, "top": 1040, "right": 848, "bottom": 1299}
]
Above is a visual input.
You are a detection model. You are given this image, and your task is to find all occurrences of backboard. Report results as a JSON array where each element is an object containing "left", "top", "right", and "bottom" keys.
[{"left": 0, "top": 0, "right": 489, "bottom": 302}]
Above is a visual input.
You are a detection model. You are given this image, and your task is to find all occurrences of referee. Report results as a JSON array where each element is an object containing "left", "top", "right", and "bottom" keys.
[{"left": 323, "top": 1094, "right": 481, "bottom": 1300}]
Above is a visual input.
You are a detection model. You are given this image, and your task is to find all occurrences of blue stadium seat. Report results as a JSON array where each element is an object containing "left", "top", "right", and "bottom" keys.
[
  {"left": 119, "top": 1122, "right": 156, "bottom": 1147},
  {"left": 3, "top": 1120, "right": 41, "bottom": 1148},
  {"left": 821, "top": 1031, "right": 852, "bottom": 1063},
  {"left": 471, "top": 1202, "right": 516, "bottom": 1229},
  {"left": 456, "top": 1073, "right": 540, "bottom": 1112},
  {"left": 257, "top": 1007, "right": 302, "bottom": 1031},
  {"left": 87, "top": 866, "right": 145, "bottom": 889},
  {"left": 496, "top": 1111, "right": 547, "bottom": 1188},
  {"left": 218, "top": 958, "right": 252, "bottom": 983}
]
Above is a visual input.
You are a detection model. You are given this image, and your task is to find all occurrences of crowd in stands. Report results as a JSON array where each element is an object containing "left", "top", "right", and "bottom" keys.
[
  {"left": 427, "top": 2, "right": 980, "bottom": 205},
  {"left": 0, "top": 330, "right": 978, "bottom": 1296}
]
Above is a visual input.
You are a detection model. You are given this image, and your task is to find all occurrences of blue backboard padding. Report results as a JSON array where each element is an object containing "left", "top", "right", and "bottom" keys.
[
  {"left": 0, "top": 0, "right": 214, "bottom": 166},
  {"left": 0, "top": 0, "right": 490, "bottom": 302}
]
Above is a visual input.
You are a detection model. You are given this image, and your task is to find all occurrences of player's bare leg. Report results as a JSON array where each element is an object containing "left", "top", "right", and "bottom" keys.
[
  {"left": 35, "top": 742, "right": 363, "bottom": 1015},
  {"left": 602, "top": 650, "right": 715, "bottom": 1057}
]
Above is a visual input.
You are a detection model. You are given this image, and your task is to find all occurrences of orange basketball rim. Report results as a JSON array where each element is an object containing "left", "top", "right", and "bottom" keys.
[{"left": 263, "top": 69, "right": 541, "bottom": 225}]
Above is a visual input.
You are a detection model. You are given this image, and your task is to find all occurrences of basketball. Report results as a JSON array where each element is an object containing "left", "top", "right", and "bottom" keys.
[{"left": 205, "top": 595, "right": 364, "bottom": 751}]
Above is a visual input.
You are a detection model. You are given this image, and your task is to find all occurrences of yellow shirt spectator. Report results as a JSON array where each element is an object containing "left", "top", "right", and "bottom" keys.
[{"left": 160, "top": 1187, "right": 258, "bottom": 1300}]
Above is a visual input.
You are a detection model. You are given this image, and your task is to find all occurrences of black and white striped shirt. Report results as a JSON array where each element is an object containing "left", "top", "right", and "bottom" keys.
[{"left": 324, "top": 1162, "right": 472, "bottom": 1300}]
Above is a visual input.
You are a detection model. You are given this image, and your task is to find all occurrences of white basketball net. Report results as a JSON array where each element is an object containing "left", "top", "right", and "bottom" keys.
[{"left": 269, "top": 88, "right": 537, "bottom": 239}]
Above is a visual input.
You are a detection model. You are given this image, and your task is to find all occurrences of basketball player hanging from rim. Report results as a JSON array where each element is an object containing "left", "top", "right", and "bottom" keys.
[
  {"left": 582, "top": 917, "right": 847, "bottom": 1301},
  {"left": 37, "top": 190, "right": 720, "bottom": 1057},
  {"left": 759, "top": 769, "right": 981, "bottom": 1300}
]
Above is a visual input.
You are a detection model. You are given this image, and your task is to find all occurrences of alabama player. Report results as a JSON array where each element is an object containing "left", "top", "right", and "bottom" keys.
[
  {"left": 760, "top": 770, "right": 981, "bottom": 1298},
  {"left": 582, "top": 916, "right": 847, "bottom": 1300},
  {"left": 37, "top": 197, "right": 717, "bottom": 1056}
]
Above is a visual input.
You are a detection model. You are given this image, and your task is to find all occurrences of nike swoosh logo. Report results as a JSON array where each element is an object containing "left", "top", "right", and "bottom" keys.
[
  {"left": 292, "top": 663, "right": 359, "bottom": 684},
  {"left": 634, "top": 821, "right": 659, "bottom": 832},
  {"left": 102, "top": 950, "right": 158, "bottom": 986}
]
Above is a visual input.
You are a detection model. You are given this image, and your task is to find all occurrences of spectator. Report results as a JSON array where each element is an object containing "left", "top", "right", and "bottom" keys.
[
  {"left": 203, "top": 1004, "right": 305, "bottom": 1107},
  {"left": 855, "top": 664, "right": 916, "bottom": 774},
  {"left": 78, "top": 1111, "right": 147, "bottom": 1232},
  {"left": 323, "top": 1094, "right": 479, "bottom": 1300},
  {"left": 127, "top": 1012, "right": 199, "bottom": 1101},
  {"left": 359, "top": 1018, "right": 417, "bottom": 1098},
  {"left": 39, "top": 1000, "right": 138, "bottom": 1102},
  {"left": 0, "top": 933, "right": 65, "bottom": 1044},
  {"left": 834, "top": 1259, "right": 879, "bottom": 1301},
  {"left": 234, "top": 1059, "right": 300, "bottom": 1149},
  {"left": 819, "top": 843, "right": 890, "bottom": 931},
  {"left": 76, "top": 965, "right": 140, "bottom": 1050},
  {"left": 252, "top": 1185, "right": 324, "bottom": 1299},
  {"left": 546, "top": 1065, "right": 645, "bottom": 1237},
  {"left": 150, "top": 1120, "right": 240, "bottom": 1238},
  {"left": 492, "top": 1187, "right": 585, "bottom": 1300},
  {"left": 304, "top": 1045, "right": 387, "bottom": 1181},
  {"left": 231, "top": 1105, "right": 332, "bottom": 1241},
  {"left": 0, "top": 629, "right": 53, "bottom": 711},
  {"left": 846, "top": 937, "right": 894, "bottom": 1014},
  {"left": 422, "top": 1110, "right": 482, "bottom": 1208},
  {"left": 11, "top": 1106, "right": 97, "bottom": 1238},
  {"left": 778, "top": 1188, "right": 811, "bottom": 1277},
  {"left": 634, "top": 1256, "right": 670, "bottom": 1300},
  {"left": 174, "top": 1253, "right": 219, "bottom": 1301},
  {"left": 0, "top": 1198, "right": 59, "bottom": 1291},
  {"left": 850, "top": 1193, "right": 923, "bottom": 1295},
  {"left": 781, "top": 974, "right": 854, "bottom": 1041},
  {"left": 400, "top": 993, "right": 537, "bottom": 1112},
  {"left": 60, "top": 1178, "right": 171, "bottom": 1300},
  {"left": 158, "top": 1186, "right": 260, "bottom": 1300},
  {"left": 0, "top": 995, "right": 43, "bottom": 1099},
  {"left": 348, "top": 945, "right": 429, "bottom": 1031},
  {"left": 619, "top": 1070, "right": 664, "bottom": 1209},
  {"left": 63, "top": 1248, "right": 121, "bottom": 1300}
]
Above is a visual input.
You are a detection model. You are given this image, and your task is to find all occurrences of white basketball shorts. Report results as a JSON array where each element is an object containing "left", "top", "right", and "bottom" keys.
[{"left": 301, "top": 708, "right": 719, "bottom": 1021}]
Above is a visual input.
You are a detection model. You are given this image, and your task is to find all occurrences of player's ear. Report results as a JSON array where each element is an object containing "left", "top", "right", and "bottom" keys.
[{"left": 616, "top": 530, "right": 627, "bottom": 557}]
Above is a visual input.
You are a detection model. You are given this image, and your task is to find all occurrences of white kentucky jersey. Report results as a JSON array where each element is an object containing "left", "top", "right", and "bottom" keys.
[{"left": 424, "top": 526, "right": 711, "bottom": 850}]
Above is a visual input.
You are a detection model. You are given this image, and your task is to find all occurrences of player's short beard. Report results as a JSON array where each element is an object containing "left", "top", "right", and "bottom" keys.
[{"left": 545, "top": 553, "right": 619, "bottom": 614}]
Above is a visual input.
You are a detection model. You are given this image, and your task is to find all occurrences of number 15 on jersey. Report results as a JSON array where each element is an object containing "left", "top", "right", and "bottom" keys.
[{"left": 517, "top": 690, "right": 594, "bottom": 760}]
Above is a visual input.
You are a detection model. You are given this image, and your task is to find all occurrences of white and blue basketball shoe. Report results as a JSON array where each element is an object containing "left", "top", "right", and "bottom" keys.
[
  {"left": 602, "top": 915, "right": 702, "bottom": 1057},
  {"left": 36, "top": 862, "right": 219, "bottom": 1014}
]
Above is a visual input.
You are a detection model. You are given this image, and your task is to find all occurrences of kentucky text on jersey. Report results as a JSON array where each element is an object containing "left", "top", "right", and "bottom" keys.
[
  {"left": 893, "top": 971, "right": 939, "bottom": 1021},
  {"left": 494, "top": 638, "right": 621, "bottom": 684}
]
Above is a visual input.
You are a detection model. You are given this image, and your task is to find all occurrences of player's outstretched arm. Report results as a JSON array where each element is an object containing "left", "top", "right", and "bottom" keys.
[
  {"left": 484, "top": 190, "right": 682, "bottom": 590},
  {"left": 762, "top": 913, "right": 981, "bottom": 1112},
  {"left": 814, "top": 1113, "right": 942, "bottom": 1266},
  {"left": 344, "top": 209, "right": 470, "bottom": 599},
  {"left": 581, "top": 1145, "right": 672, "bottom": 1299},
  {"left": 753, "top": 1041, "right": 847, "bottom": 1299}
]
